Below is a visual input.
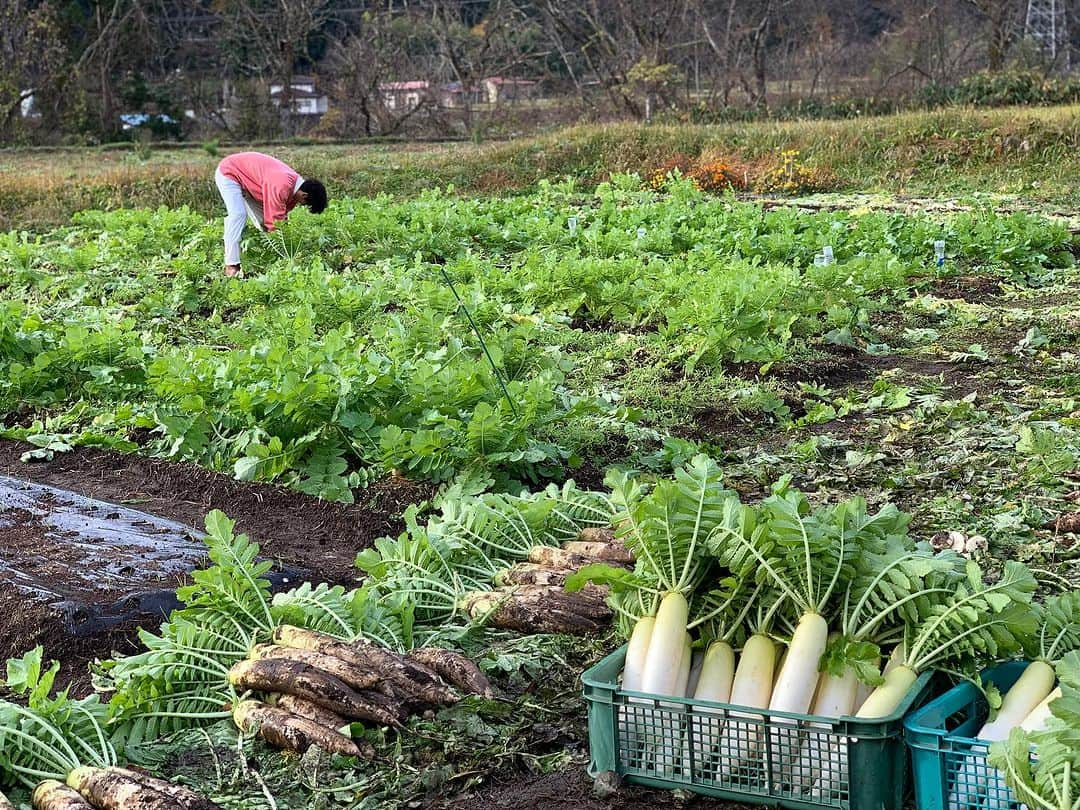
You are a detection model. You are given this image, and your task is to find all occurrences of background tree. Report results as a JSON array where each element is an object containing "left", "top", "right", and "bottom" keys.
[{"left": 0, "top": 1, "right": 71, "bottom": 142}]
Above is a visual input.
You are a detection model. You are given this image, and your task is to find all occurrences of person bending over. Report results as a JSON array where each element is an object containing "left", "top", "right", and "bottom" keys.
[{"left": 214, "top": 151, "right": 327, "bottom": 277}]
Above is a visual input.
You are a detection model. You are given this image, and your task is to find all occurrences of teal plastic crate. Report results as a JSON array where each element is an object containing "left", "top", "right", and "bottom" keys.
[
  {"left": 583, "top": 644, "right": 935, "bottom": 810},
  {"left": 905, "top": 662, "right": 1028, "bottom": 810}
]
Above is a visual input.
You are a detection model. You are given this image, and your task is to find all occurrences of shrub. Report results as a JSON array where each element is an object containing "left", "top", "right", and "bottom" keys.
[
  {"left": 920, "top": 70, "right": 1080, "bottom": 108},
  {"left": 754, "top": 149, "right": 835, "bottom": 194}
]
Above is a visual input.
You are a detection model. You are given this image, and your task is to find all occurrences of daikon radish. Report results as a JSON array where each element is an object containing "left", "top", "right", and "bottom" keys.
[
  {"left": 619, "top": 615, "right": 656, "bottom": 765},
  {"left": 948, "top": 661, "right": 1057, "bottom": 810},
  {"left": 852, "top": 657, "right": 880, "bottom": 713},
  {"left": 694, "top": 641, "right": 736, "bottom": 704},
  {"left": 652, "top": 635, "right": 691, "bottom": 777},
  {"left": 1019, "top": 687, "right": 1061, "bottom": 733},
  {"left": 718, "top": 634, "right": 777, "bottom": 774},
  {"left": 768, "top": 613, "right": 829, "bottom": 774},
  {"left": 636, "top": 594, "right": 688, "bottom": 774},
  {"left": 856, "top": 665, "right": 919, "bottom": 718},
  {"left": 640, "top": 593, "right": 690, "bottom": 697},
  {"left": 794, "top": 665, "right": 858, "bottom": 792},
  {"left": 622, "top": 617, "right": 655, "bottom": 692},
  {"left": 675, "top": 635, "right": 693, "bottom": 698},
  {"left": 687, "top": 641, "right": 736, "bottom": 771},
  {"left": 883, "top": 642, "right": 905, "bottom": 676}
]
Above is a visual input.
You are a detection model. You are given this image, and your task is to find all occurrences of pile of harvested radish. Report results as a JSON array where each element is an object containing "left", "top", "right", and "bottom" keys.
[
  {"left": 572, "top": 456, "right": 1074, "bottom": 794},
  {"left": 229, "top": 626, "right": 493, "bottom": 756},
  {"left": 987, "top": 650, "right": 1079, "bottom": 810},
  {"left": 32, "top": 767, "right": 218, "bottom": 810},
  {"left": 462, "top": 527, "right": 630, "bottom": 634}
]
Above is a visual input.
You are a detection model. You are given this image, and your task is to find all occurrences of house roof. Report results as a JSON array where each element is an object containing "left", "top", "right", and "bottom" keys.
[
  {"left": 381, "top": 81, "right": 430, "bottom": 91},
  {"left": 270, "top": 87, "right": 324, "bottom": 99}
]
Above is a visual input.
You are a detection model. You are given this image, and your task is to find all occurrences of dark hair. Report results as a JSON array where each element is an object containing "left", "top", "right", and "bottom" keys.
[{"left": 300, "top": 178, "right": 327, "bottom": 214}]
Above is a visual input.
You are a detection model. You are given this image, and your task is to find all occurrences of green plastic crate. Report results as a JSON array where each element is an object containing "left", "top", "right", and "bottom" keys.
[
  {"left": 583, "top": 645, "right": 935, "bottom": 810},
  {"left": 904, "top": 662, "right": 1028, "bottom": 810}
]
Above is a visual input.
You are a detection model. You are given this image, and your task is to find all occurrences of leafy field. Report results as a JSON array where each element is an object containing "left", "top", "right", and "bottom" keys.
[
  {"left": 2, "top": 176, "right": 1075, "bottom": 500},
  {"left": 0, "top": 131, "right": 1078, "bottom": 809}
]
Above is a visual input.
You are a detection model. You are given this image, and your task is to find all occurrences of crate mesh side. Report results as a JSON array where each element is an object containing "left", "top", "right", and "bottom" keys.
[
  {"left": 943, "top": 740, "right": 1014, "bottom": 810},
  {"left": 614, "top": 699, "right": 854, "bottom": 808}
]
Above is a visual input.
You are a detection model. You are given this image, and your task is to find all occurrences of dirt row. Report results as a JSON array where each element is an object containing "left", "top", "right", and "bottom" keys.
[
  {"left": 0, "top": 438, "right": 431, "bottom": 692},
  {"left": 0, "top": 439, "right": 432, "bottom": 584}
]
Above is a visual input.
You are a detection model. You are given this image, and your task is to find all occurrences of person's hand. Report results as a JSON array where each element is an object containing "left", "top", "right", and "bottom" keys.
[{"left": 224, "top": 264, "right": 242, "bottom": 278}]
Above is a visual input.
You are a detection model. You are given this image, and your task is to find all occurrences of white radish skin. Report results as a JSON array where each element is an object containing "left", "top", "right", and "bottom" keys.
[
  {"left": 814, "top": 649, "right": 913, "bottom": 799},
  {"left": 730, "top": 635, "right": 779, "bottom": 709},
  {"left": 694, "top": 642, "right": 736, "bottom": 704},
  {"left": 673, "top": 635, "right": 694, "bottom": 772},
  {"left": 620, "top": 615, "right": 655, "bottom": 766},
  {"left": 815, "top": 657, "right": 912, "bottom": 799},
  {"left": 812, "top": 668, "right": 859, "bottom": 719},
  {"left": 674, "top": 635, "right": 693, "bottom": 698},
  {"left": 795, "top": 667, "right": 858, "bottom": 791},
  {"left": 673, "top": 639, "right": 699, "bottom": 773},
  {"left": 768, "top": 613, "right": 829, "bottom": 775},
  {"left": 1020, "top": 687, "right": 1060, "bottom": 733},
  {"left": 976, "top": 661, "right": 1056, "bottom": 739},
  {"left": 689, "top": 641, "right": 736, "bottom": 770},
  {"left": 641, "top": 593, "right": 690, "bottom": 697},
  {"left": 719, "top": 634, "right": 777, "bottom": 775},
  {"left": 856, "top": 665, "right": 918, "bottom": 718},
  {"left": 774, "top": 646, "right": 789, "bottom": 678},
  {"left": 622, "top": 616, "right": 655, "bottom": 692},
  {"left": 770, "top": 614, "right": 829, "bottom": 715},
  {"left": 948, "top": 661, "right": 1057, "bottom": 810},
  {"left": 1022, "top": 686, "right": 1061, "bottom": 772},
  {"left": 883, "top": 643, "right": 905, "bottom": 676},
  {"left": 654, "top": 635, "right": 692, "bottom": 776}
]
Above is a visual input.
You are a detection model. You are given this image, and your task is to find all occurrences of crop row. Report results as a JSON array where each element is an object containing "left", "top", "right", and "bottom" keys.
[{"left": 0, "top": 177, "right": 1073, "bottom": 494}]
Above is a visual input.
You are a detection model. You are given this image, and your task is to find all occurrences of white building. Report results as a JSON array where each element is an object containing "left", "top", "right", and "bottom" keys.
[
  {"left": 20, "top": 90, "right": 40, "bottom": 118},
  {"left": 381, "top": 81, "right": 431, "bottom": 111},
  {"left": 269, "top": 76, "right": 329, "bottom": 116}
]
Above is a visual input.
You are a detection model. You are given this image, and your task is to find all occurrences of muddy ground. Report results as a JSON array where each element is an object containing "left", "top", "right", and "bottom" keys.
[
  {"left": 0, "top": 438, "right": 431, "bottom": 691},
  {"left": 0, "top": 439, "right": 433, "bottom": 583},
  {"left": 437, "top": 770, "right": 731, "bottom": 810}
]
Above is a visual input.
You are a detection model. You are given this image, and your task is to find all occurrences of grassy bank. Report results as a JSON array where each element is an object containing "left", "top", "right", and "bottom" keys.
[{"left": 2, "top": 104, "right": 1078, "bottom": 230}]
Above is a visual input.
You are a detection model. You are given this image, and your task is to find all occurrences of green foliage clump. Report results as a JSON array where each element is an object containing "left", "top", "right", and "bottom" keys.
[{"left": 0, "top": 183, "right": 1072, "bottom": 499}]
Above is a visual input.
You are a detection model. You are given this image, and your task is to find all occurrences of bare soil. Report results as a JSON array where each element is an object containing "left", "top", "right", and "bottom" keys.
[
  {"left": 0, "top": 438, "right": 432, "bottom": 693},
  {"left": 670, "top": 404, "right": 761, "bottom": 448},
  {"left": 927, "top": 274, "right": 1004, "bottom": 303},
  {"left": 0, "top": 581, "right": 145, "bottom": 695},
  {"left": 436, "top": 769, "right": 731, "bottom": 810},
  {"left": 0, "top": 439, "right": 432, "bottom": 584}
]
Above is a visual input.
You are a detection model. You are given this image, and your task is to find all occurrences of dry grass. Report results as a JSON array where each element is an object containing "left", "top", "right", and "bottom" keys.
[{"left": 2, "top": 103, "right": 1078, "bottom": 230}]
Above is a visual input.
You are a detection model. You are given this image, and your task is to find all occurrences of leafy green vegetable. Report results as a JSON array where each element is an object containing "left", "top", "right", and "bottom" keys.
[
  {"left": 0, "top": 648, "right": 116, "bottom": 787},
  {"left": 2, "top": 185, "right": 1071, "bottom": 495}
]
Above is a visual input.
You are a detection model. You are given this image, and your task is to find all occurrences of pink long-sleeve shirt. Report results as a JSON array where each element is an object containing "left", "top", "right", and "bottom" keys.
[{"left": 218, "top": 152, "right": 302, "bottom": 231}]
